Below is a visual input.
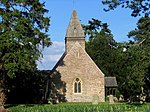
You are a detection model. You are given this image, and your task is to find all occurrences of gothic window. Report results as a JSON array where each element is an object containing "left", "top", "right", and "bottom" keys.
[{"left": 73, "top": 78, "right": 82, "bottom": 93}]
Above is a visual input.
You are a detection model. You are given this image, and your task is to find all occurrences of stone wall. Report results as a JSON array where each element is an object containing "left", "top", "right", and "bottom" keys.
[
  {"left": 54, "top": 42, "right": 105, "bottom": 102},
  {"left": 65, "top": 37, "right": 85, "bottom": 53}
]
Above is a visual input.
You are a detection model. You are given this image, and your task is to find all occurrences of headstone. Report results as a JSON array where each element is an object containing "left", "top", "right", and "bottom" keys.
[
  {"left": 119, "top": 95, "right": 124, "bottom": 102},
  {"left": 114, "top": 97, "right": 118, "bottom": 102},
  {"left": 92, "top": 94, "right": 99, "bottom": 105},
  {"left": 109, "top": 95, "right": 114, "bottom": 104}
]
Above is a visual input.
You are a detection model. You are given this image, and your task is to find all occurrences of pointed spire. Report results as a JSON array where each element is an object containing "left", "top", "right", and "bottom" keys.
[{"left": 66, "top": 10, "right": 85, "bottom": 38}]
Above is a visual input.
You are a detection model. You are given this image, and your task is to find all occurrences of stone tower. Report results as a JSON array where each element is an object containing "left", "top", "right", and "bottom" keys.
[{"left": 51, "top": 10, "right": 105, "bottom": 102}]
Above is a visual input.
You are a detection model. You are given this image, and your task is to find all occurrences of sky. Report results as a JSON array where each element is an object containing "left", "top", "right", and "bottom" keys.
[{"left": 37, "top": 0, "right": 140, "bottom": 70}]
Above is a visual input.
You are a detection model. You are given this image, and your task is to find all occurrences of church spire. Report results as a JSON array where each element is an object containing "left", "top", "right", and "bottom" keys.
[
  {"left": 66, "top": 10, "right": 85, "bottom": 38},
  {"left": 65, "top": 10, "right": 85, "bottom": 53}
]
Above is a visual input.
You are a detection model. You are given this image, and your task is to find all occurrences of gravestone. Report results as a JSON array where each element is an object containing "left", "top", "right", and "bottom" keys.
[
  {"left": 109, "top": 95, "right": 114, "bottom": 104},
  {"left": 119, "top": 95, "right": 124, "bottom": 102},
  {"left": 92, "top": 94, "right": 99, "bottom": 105}
]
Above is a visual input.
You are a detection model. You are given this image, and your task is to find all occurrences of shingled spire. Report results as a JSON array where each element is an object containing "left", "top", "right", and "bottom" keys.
[
  {"left": 66, "top": 10, "right": 85, "bottom": 38},
  {"left": 65, "top": 10, "right": 85, "bottom": 52}
]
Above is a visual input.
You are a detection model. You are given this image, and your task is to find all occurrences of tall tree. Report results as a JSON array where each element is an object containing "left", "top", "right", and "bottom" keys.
[
  {"left": 0, "top": 0, "right": 51, "bottom": 109},
  {"left": 116, "top": 45, "right": 147, "bottom": 99},
  {"left": 102, "top": 0, "right": 150, "bottom": 17},
  {"left": 84, "top": 18, "right": 149, "bottom": 100},
  {"left": 113, "top": 17, "right": 150, "bottom": 100},
  {"left": 102, "top": 0, "right": 150, "bottom": 100},
  {"left": 128, "top": 17, "right": 150, "bottom": 100},
  {"left": 84, "top": 18, "right": 118, "bottom": 76}
]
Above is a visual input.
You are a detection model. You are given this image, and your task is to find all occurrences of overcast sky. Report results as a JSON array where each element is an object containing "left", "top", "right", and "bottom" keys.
[{"left": 37, "top": 0, "right": 140, "bottom": 70}]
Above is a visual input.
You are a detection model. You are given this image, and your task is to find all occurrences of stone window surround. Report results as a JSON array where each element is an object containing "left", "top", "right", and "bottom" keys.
[{"left": 73, "top": 77, "right": 82, "bottom": 94}]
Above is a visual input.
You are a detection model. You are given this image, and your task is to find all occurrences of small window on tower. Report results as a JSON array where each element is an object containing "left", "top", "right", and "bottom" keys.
[{"left": 75, "top": 51, "right": 80, "bottom": 58}]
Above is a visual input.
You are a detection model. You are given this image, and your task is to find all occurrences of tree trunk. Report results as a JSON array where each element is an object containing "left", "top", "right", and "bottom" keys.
[
  {"left": 0, "top": 91, "right": 6, "bottom": 112},
  {"left": 0, "top": 80, "right": 6, "bottom": 112}
]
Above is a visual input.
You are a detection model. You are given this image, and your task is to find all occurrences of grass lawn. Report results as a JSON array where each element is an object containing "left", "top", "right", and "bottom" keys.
[{"left": 6, "top": 102, "right": 150, "bottom": 112}]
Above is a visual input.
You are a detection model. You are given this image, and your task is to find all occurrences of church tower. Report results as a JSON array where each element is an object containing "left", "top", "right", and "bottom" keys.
[{"left": 65, "top": 10, "right": 85, "bottom": 52}]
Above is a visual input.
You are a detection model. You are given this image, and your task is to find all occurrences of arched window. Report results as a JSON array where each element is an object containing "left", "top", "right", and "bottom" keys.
[{"left": 73, "top": 78, "right": 82, "bottom": 93}]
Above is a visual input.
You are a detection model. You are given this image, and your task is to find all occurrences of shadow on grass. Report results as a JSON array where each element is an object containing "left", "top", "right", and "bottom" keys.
[
  {"left": 5, "top": 104, "right": 38, "bottom": 109},
  {"left": 5, "top": 104, "right": 18, "bottom": 108}
]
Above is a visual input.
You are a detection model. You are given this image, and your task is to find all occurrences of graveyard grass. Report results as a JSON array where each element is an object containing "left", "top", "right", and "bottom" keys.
[{"left": 7, "top": 102, "right": 150, "bottom": 112}]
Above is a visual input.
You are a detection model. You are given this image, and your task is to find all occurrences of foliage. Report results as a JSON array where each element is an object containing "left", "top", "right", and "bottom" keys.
[
  {"left": 128, "top": 17, "right": 150, "bottom": 46},
  {"left": 102, "top": 0, "right": 150, "bottom": 17},
  {"left": 112, "top": 17, "right": 150, "bottom": 100},
  {"left": 84, "top": 17, "right": 150, "bottom": 100},
  {"left": 83, "top": 18, "right": 111, "bottom": 39},
  {"left": 145, "top": 65, "right": 150, "bottom": 101},
  {"left": 0, "top": 0, "right": 51, "bottom": 78},
  {"left": 128, "top": 17, "right": 150, "bottom": 101},
  {"left": 101, "top": 0, "right": 150, "bottom": 100},
  {"left": 5, "top": 70, "right": 50, "bottom": 104},
  {"left": 116, "top": 45, "right": 146, "bottom": 99},
  {"left": 7, "top": 103, "right": 150, "bottom": 112},
  {"left": 84, "top": 18, "right": 118, "bottom": 76}
]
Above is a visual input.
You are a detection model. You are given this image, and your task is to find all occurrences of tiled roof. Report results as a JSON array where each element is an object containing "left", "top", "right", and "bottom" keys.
[{"left": 105, "top": 77, "right": 118, "bottom": 87}]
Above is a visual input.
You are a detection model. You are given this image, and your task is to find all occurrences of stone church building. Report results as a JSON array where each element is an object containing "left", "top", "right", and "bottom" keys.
[{"left": 51, "top": 10, "right": 106, "bottom": 102}]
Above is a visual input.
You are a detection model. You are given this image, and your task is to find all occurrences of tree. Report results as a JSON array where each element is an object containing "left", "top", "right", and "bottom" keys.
[
  {"left": 84, "top": 18, "right": 149, "bottom": 100},
  {"left": 145, "top": 65, "right": 150, "bottom": 101},
  {"left": 6, "top": 70, "right": 51, "bottom": 104},
  {"left": 113, "top": 17, "right": 150, "bottom": 100},
  {"left": 84, "top": 18, "right": 118, "bottom": 76},
  {"left": 102, "top": 0, "right": 150, "bottom": 17},
  {"left": 128, "top": 17, "right": 150, "bottom": 101},
  {"left": 0, "top": 0, "right": 51, "bottom": 109},
  {"left": 128, "top": 17, "right": 150, "bottom": 46},
  {"left": 116, "top": 45, "right": 147, "bottom": 99}
]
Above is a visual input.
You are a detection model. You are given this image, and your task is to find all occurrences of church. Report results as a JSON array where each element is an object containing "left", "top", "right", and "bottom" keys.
[{"left": 51, "top": 10, "right": 116, "bottom": 102}]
